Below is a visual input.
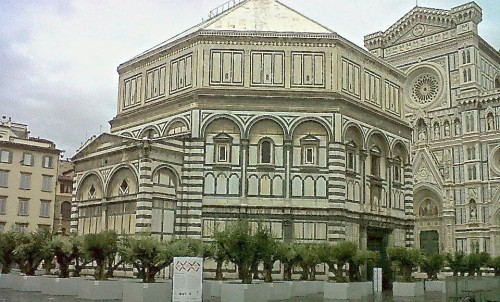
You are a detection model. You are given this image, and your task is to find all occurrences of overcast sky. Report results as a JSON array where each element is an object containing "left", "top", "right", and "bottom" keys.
[{"left": 1, "top": 0, "right": 498, "bottom": 158}]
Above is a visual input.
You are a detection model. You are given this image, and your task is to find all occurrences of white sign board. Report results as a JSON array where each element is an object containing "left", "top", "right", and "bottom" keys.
[
  {"left": 373, "top": 267, "right": 382, "bottom": 293},
  {"left": 173, "top": 257, "right": 203, "bottom": 302}
]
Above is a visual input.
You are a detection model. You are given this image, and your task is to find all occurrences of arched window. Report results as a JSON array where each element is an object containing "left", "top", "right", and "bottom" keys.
[
  {"left": 467, "top": 68, "right": 472, "bottom": 81},
  {"left": 495, "top": 76, "right": 500, "bottom": 89},
  {"left": 462, "top": 51, "right": 466, "bottom": 64},
  {"left": 259, "top": 139, "right": 273, "bottom": 164},
  {"left": 466, "top": 50, "right": 471, "bottom": 63},
  {"left": 61, "top": 201, "right": 71, "bottom": 220},
  {"left": 119, "top": 179, "right": 129, "bottom": 195}
]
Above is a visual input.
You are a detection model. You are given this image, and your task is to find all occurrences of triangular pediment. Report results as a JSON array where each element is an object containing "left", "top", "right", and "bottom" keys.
[
  {"left": 413, "top": 149, "right": 443, "bottom": 189},
  {"left": 204, "top": 0, "right": 333, "bottom": 33},
  {"left": 72, "top": 133, "right": 139, "bottom": 160},
  {"left": 392, "top": 22, "right": 451, "bottom": 44}
]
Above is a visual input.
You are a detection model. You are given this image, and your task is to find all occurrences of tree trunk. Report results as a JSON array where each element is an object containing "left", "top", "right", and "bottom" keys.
[
  {"left": 215, "top": 259, "right": 223, "bottom": 280},
  {"left": 252, "top": 261, "right": 259, "bottom": 280},
  {"left": 95, "top": 260, "right": 106, "bottom": 280},
  {"left": 144, "top": 268, "right": 157, "bottom": 283},
  {"left": 309, "top": 266, "right": 316, "bottom": 281},
  {"left": 299, "top": 263, "right": 308, "bottom": 280},
  {"left": 239, "top": 263, "right": 252, "bottom": 284},
  {"left": 263, "top": 262, "right": 273, "bottom": 283}
]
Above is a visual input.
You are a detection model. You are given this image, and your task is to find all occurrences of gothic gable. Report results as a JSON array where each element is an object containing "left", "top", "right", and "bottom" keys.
[{"left": 413, "top": 149, "right": 443, "bottom": 189}]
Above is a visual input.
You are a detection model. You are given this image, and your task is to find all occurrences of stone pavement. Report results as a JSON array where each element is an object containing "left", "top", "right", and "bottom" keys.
[{"left": 0, "top": 289, "right": 450, "bottom": 302}]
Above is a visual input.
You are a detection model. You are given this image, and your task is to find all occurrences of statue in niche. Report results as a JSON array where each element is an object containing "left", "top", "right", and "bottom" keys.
[
  {"left": 419, "top": 199, "right": 438, "bottom": 217},
  {"left": 418, "top": 129, "right": 427, "bottom": 141},
  {"left": 469, "top": 200, "right": 477, "bottom": 222},
  {"left": 434, "top": 125, "right": 440, "bottom": 140},
  {"left": 487, "top": 114, "right": 494, "bottom": 131},
  {"left": 444, "top": 122, "right": 450, "bottom": 137},
  {"left": 455, "top": 121, "right": 461, "bottom": 135}
]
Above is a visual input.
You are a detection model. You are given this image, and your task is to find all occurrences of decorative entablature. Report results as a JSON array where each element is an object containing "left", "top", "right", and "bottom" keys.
[{"left": 364, "top": 2, "right": 482, "bottom": 53}]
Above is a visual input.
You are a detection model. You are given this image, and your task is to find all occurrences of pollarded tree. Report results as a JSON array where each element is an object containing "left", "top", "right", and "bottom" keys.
[
  {"left": 215, "top": 220, "right": 258, "bottom": 284},
  {"left": 71, "top": 234, "right": 91, "bottom": 277},
  {"left": 445, "top": 252, "right": 466, "bottom": 277},
  {"left": 295, "top": 243, "right": 321, "bottom": 281},
  {"left": 50, "top": 236, "right": 77, "bottom": 278},
  {"left": 275, "top": 241, "right": 299, "bottom": 281},
  {"left": 348, "top": 250, "right": 379, "bottom": 282},
  {"left": 83, "top": 231, "right": 120, "bottom": 280},
  {"left": 318, "top": 241, "right": 358, "bottom": 282},
  {"left": 420, "top": 253, "right": 445, "bottom": 281},
  {"left": 254, "top": 225, "right": 279, "bottom": 283},
  {"left": 465, "top": 252, "right": 490, "bottom": 276},
  {"left": 387, "top": 247, "right": 422, "bottom": 282},
  {"left": 119, "top": 236, "right": 173, "bottom": 283},
  {"left": 14, "top": 229, "right": 52, "bottom": 276},
  {"left": 207, "top": 242, "right": 227, "bottom": 280},
  {"left": 0, "top": 230, "right": 21, "bottom": 273},
  {"left": 487, "top": 256, "right": 500, "bottom": 276}
]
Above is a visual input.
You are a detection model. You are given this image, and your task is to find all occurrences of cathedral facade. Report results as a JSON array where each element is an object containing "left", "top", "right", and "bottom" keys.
[
  {"left": 71, "top": 0, "right": 414, "bottom": 260},
  {"left": 365, "top": 2, "right": 500, "bottom": 256}
]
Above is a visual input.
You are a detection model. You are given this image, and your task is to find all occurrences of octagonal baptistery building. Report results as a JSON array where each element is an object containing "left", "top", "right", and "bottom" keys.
[{"left": 72, "top": 0, "right": 414, "bottom": 261}]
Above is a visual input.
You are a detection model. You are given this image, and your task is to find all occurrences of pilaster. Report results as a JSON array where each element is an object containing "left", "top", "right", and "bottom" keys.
[
  {"left": 327, "top": 141, "right": 346, "bottom": 242},
  {"left": 135, "top": 142, "right": 154, "bottom": 235}
]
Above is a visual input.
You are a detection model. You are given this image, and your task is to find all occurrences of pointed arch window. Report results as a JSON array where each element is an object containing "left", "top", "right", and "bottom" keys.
[
  {"left": 119, "top": 179, "right": 129, "bottom": 195},
  {"left": 88, "top": 184, "right": 96, "bottom": 199}
]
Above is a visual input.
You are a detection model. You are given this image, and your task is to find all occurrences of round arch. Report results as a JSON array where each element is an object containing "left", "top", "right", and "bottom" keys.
[
  {"left": 365, "top": 130, "right": 390, "bottom": 155},
  {"left": 76, "top": 171, "right": 105, "bottom": 201},
  {"left": 245, "top": 115, "right": 288, "bottom": 139},
  {"left": 201, "top": 114, "right": 244, "bottom": 138},
  {"left": 343, "top": 122, "right": 365, "bottom": 149},
  {"left": 137, "top": 125, "right": 161, "bottom": 139},
  {"left": 104, "top": 164, "right": 139, "bottom": 197},
  {"left": 151, "top": 164, "right": 181, "bottom": 186},
  {"left": 289, "top": 117, "right": 332, "bottom": 142},
  {"left": 163, "top": 117, "right": 190, "bottom": 136},
  {"left": 391, "top": 139, "right": 410, "bottom": 163}
]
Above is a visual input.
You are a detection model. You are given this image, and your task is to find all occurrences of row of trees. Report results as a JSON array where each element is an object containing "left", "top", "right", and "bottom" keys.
[{"left": 1, "top": 222, "right": 499, "bottom": 284}]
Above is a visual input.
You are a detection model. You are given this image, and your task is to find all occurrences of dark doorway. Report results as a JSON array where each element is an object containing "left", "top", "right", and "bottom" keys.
[
  {"left": 420, "top": 230, "right": 439, "bottom": 255},
  {"left": 367, "top": 228, "right": 392, "bottom": 290}
]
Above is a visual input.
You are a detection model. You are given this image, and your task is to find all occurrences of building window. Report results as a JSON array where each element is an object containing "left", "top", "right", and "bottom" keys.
[
  {"left": 217, "top": 143, "right": 229, "bottom": 162},
  {"left": 0, "top": 170, "right": 8, "bottom": 187},
  {"left": 88, "top": 184, "right": 96, "bottom": 199},
  {"left": 456, "top": 238, "right": 467, "bottom": 253},
  {"left": 394, "top": 157, "right": 402, "bottom": 183},
  {"left": 119, "top": 179, "right": 129, "bottom": 195},
  {"left": 466, "top": 145, "right": 476, "bottom": 161},
  {"left": 467, "top": 165, "right": 477, "bottom": 181},
  {"left": 42, "top": 175, "right": 52, "bottom": 192},
  {"left": 259, "top": 139, "right": 273, "bottom": 164},
  {"left": 370, "top": 146, "right": 381, "bottom": 178},
  {"left": 40, "top": 200, "right": 51, "bottom": 218},
  {"left": 18, "top": 198, "right": 29, "bottom": 216},
  {"left": 0, "top": 196, "right": 6, "bottom": 214},
  {"left": 15, "top": 223, "right": 28, "bottom": 233},
  {"left": 61, "top": 201, "right": 71, "bottom": 220},
  {"left": 42, "top": 156, "right": 53, "bottom": 168},
  {"left": 0, "top": 150, "right": 12, "bottom": 163},
  {"left": 20, "top": 173, "right": 31, "bottom": 190},
  {"left": 22, "top": 153, "right": 34, "bottom": 166},
  {"left": 301, "top": 135, "right": 319, "bottom": 166}
]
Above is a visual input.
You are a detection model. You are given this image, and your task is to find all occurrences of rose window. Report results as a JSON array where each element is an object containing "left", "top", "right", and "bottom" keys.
[{"left": 411, "top": 74, "right": 439, "bottom": 105}]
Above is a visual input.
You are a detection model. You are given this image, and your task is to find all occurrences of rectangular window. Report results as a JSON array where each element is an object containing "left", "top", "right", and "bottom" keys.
[
  {"left": 0, "top": 196, "right": 6, "bottom": 214},
  {"left": 385, "top": 80, "right": 401, "bottom": 114},
  {"left": 15, "top": 223, "right": 28, "bottom": 233},
  {"left": 170, "top": 54, "right": 193, "bottom": 93},
  {"left": 394, "top": 164, "right": 402, "bottom": 183},
  {"left": 341, "top": 58, "right": 361, "bottom": 96},
  {"left": 210, "top": 50, "right": 244, "bottom": 85},
  {"left": 291, "top": 52, "right": 325, "bottom": 87},
  {"left": 146, "top": 65, "right": 166, "bottom": 99},
  {"left": 347, "top": 150, "right": 355, "bottom": 171},
  {"left": 122, "top": 74, "right": 142, "bottom": 108},
  {"left": 456, "top": 238, "right": 467, "bottom": 253},
  {"left": 0, "top": 170, "right": 8, "bottom": 187},
  {"left": 22, "top": 153, "right": 34, "bottom": 166},
  {"left": 42, "top": 175, "right": 52, "bottom": 192},
  {"left": 217, "top": 144, "right": 228, "bottom": 162},
  {"left": 304, "top": 147, "right": 315, "bottom": 165},
  {"left": 364, "top": 70, "right": 381, "bottom": 105},
  {"left": 0, "top": 150, "right": 12, "bottom": 163},
  {"left": 251, "top": 51, "right": 285, "bottom": 86},
  {"left": 20, "top": 173, "right": 31, "bottom": 190},
  {"left": 42, "top": 156, "right": 53, "bottom": 168},
  {"left": 40, "top": 200, "right": 51, "bottom": 218},
  {"left": 18, "top": 198, "right": 29, "bottom": 216}
]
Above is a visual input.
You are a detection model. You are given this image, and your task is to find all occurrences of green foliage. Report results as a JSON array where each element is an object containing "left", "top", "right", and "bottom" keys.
[
  {"left": 275, "top": 241, "right": 299, "bottom": 281},
  {"left": 214, "top": 220, "right": 258, "bottom": 284},
  {"left": 50, "top": 236, "right": 77, "bottom": 278},
  {"left": 70, "top": 234, "right": 90, "bottom": 277},
  {"left": 83, "top": 231, "right": 119, "bottom": 280},
  {"left": 464, "top": 252, "right": 490, "bottom": 276},
  {"left": 445, "top": 252, "right": 467, "bottom": 276},
  {"left": 487, "top": 256, "right": 500, "bottom": 276},
  {"left": 254, "top": 225, "right": 279, "bottom": 282},
  {"left": 120, "top": 236, "right": 173, "bottom": 283},
  {"left": 318, "top": 241, "right": 358, "bottom": 283},
  {"left": 0, "top": 230, "right": 21, "bottom": 273},
  {"left": 13, "top": 229, "right": 52, "bottom": 276},
  {"left": 206, "top": 242, "right": 228, "bottom": 280},
  {"left": 420, "top": 253, "right": 444, "bottom": 280},
  {"left": 387, "top": 247, "right": 422, "bottom": 282},
  {"left": 349, "top": 250, "right": 379, "bottom": 282}
]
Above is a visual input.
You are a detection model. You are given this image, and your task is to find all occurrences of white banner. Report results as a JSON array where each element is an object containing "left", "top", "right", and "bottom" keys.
[{"left": 172, "top": 257, "right": 203, "bottom": 302}]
